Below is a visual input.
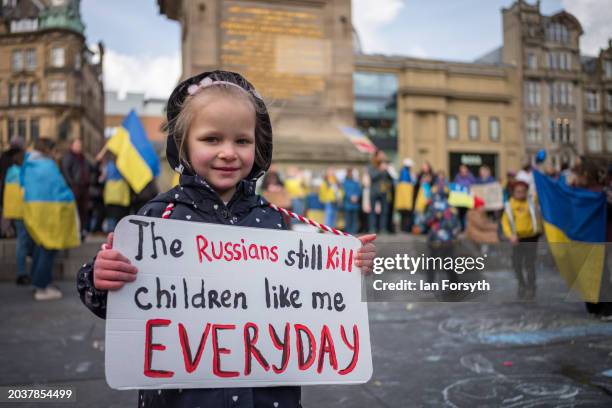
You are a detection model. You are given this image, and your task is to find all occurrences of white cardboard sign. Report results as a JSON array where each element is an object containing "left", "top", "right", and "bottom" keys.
[{"left": 105, "top": 215, "right": 372, "bottom": 389}]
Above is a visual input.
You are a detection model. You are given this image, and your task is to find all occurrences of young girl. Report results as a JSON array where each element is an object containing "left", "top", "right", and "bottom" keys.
[{"left": 76, "top": 70, "right": 376, "bottom": 408}]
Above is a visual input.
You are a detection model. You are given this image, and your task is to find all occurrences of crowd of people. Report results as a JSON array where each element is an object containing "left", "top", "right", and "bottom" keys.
[
  {"left": 0, "top": 135, "right": 158, "bottom": 300},
  {"left": 2, "top": 127, "right": 612, "bottom": 311}
]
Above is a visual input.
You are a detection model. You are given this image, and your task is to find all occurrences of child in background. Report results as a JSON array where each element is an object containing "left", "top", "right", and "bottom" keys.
[
  {"left": 76, "top": 71, "right": 376, "bottom": 408},
  {"left": 501, "top": 175, "right": 541, "bottom": 300}
]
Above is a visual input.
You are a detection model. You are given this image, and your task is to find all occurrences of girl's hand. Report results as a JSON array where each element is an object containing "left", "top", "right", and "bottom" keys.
[
  {"left": 93, "top": 232, "right": 138, "bottom": 291},
  {"left": 355, "top": 234, "right": 377, "bottom": 275}
]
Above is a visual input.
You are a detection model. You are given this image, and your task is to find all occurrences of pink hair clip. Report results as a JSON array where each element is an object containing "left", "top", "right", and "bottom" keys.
[{"left": 187, "top": 77, "right": 255, "bottom": 96}]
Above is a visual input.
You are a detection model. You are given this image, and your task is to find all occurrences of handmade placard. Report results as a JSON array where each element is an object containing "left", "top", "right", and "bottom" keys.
[{"left": 105, "top": 215, "right": 372, "bottom": 389}]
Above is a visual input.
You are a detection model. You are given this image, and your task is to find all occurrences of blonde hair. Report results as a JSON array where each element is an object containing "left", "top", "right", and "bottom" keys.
[{"left": 164, "top": 84, "right": 269, "bottom": 175}]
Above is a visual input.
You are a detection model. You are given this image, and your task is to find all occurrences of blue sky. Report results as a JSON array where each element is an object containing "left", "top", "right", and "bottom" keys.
[{"left": 81, "top": 0, "right": 612, "bottom": 98}]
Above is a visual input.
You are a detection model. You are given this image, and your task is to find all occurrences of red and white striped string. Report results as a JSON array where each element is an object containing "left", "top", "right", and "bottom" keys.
[
  {"left": 267, "top": 203, "right": 351, "bottom": 237},
  {"left": 160, "top": 200, "right": 351, "bottom": 237}
]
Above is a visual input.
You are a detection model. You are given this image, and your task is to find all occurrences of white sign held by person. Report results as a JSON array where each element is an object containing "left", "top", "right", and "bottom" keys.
[{"left": 105, "top": 215, "right": 372, "bottom": 389}]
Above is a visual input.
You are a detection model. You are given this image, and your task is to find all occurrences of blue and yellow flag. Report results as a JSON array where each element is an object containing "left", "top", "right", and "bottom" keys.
[
  {"left": 103, "top": 161, "right": 131, "bottom": 207},
  {"left": 3, "top": 164, "right": 24, "bottom": 220},
  {"left": 21, "top": 153, "right": 80, "bottom": 249},
  {"left": 533, "top": 170, "right": 607, "bottom": 302},
  {"left": 107, "top": 110, "right": 160, "bottom": 194}
]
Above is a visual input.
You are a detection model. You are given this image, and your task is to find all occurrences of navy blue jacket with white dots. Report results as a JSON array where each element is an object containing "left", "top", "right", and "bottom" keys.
[{"left": 76, "top": 173, "right": 301, "bottom": 408}]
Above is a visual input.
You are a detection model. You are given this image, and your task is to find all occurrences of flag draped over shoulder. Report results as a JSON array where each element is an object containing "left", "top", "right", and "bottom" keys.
[
  {"left": 103, "top": 161, "right": 131, "bottom": 207},
  {"left": 106, "top": 110, "right": 160, "bottom": 194},
  {"left": 3, "top": 165, "right": 24, "bottom": 220},
  {"left": 21, "top": 153, "right": 80, "bottom": 249},
  {"left": 533, "top": 170, "right": 607, "bottom": 302}
]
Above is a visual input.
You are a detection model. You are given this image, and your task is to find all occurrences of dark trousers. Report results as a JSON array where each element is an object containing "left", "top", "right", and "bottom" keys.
[
  {"left": 399, "top": 210, "right": 413, "bottom": 233},
  {"left": 512, "top": 235, "right": 539, "bottom": 290},
  {"left": 31, "top": 245, "right": 57, "bottom": 289}
]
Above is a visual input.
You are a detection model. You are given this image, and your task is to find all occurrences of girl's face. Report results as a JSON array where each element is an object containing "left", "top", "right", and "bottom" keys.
[{"left": 186, "top": 95, "right": 256, "bottom": 202}]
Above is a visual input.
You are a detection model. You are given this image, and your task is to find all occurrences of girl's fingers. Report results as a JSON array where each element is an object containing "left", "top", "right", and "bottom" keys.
[
  {"left": 96, "top": 269, "right": 138, "bottom": 283},
  {"left": 357, "top": 234, "right": 377, "bottom": 245},
  {"left": 95, "top": 258, "right": 137, "bottom": 273},
  {"left": 355, "top": 251, "right": 376, "bottom": 261},
  {"left": 107, "top": 232, "right": 114, "bottom": 248},
  {"left": 99, "top": 249, "right": 132, "bottom": 264},
  {"left": 94, "top": 280, "right": 125, "bottom": 291}
]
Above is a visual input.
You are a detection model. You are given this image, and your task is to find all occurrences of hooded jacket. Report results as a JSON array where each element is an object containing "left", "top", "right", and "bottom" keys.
[{"left": 76, "top": 71, "right": 301, "bottom": 408}]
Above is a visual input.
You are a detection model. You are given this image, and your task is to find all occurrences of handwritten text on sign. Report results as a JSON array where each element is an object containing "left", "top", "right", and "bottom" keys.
[{"left": 105, "top": 216, "right": 372, "bottom": 389}]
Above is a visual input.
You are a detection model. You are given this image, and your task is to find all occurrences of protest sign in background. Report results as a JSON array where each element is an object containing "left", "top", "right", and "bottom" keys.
[
  {"left": 105, "top": 216, "right": 372, "bottom": 389},
  {"left": 470, "top": 182, "right": 504, "bottom": 210}
]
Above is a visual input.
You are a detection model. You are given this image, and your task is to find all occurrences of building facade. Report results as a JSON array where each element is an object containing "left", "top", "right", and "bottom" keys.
[
  {"left": 157, "top": 0, "right": 611, "bottom": 174},
  {"left": 355, "top": 55, "right": 521, "bottom": 179},
  {"left": 582, "top": 41, "right": 612, "bottom": 164},
  {"left": 500, "top": 0, "right": 584, "bottom": 169},
  {"left": 0, "top": 0, "right": 104, "bottom": 156}
]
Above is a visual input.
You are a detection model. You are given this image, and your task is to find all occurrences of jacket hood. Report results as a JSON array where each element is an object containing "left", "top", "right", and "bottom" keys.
[{"left": 165, "top": 70, "right": 273, "bottom": 182}]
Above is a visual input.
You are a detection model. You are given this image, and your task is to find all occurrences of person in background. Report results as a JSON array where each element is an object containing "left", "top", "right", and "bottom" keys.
[
  {"left": 454, "top": 164, "right": 475, "bottom": 231},
  {"left": 501, "top": 174, "right": 541, "bottom": 300},
  {"left": 503, "top": 170, "right": 516, "bottom": 202},
  {"left": 412, "top": 172, "right": 433, "bottom": 234},
  {"left": 360, "top": 170, "right": 371, "bottom": 233},
  {"left": 368, "top": 150, "right": 393, "bottom": 233},
  {"left": 476, "top": 165, "right": 495, "bottom": 184},
  {"left": 102, "top": 159, "right": 131, "bottom": 232},
  {"left": 395, "top": 158, "right": 415, "bottom": 233},
  {"left": 0, "top": 136, "right": 25, "bottom": 238},
  {"left": 88, "top": 160, "right": 105, "bottom": 235},
  {"left": 2, "top": 149, "right": 33, "bottom": 285},
  {"left": 284, "top": 166, "right": 307, "bottom": 217},
  {"left": 61, "top": 137, "right": 90, "bottom": 238},
  {"left": 23, "top": 137, "right": 80, "bottom": 300},
  {"left": 414, "top": 161, "right": 435, "bottom": 212},
  {"left": 319, "top": 167, "right": 341, "bottom": 228},
  {"left": 424, "top": 190, "right": 462, "bottom": 296},
  {"left": 343, "top": 167, "right": 362, "bottom": 234},
  {"left": 432, "top": 170, "right": 449, "bottom": 195}
]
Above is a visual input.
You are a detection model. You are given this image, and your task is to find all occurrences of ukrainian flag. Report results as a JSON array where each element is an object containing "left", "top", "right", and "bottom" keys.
[
  {"left": 533, "top": 170, "right": 607, "bottom": 302},
  {"left": 3, "top": 164, "right": 24, "bottom": 220},
  {"left": 448, "top": 183, "right": 484, "bottom": 209},
  {"left": 106, "top": 110, "right": 160, "bottom": 194},
  {"left": 21, "top": 154, "right": 80, "bottom": 249},
  {"left": 103, "top": 161, "right": 131, "bottom": 207}
]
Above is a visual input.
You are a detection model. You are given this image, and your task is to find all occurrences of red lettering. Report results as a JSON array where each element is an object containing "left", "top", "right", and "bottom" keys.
[
  {"left": 348, "top": 249, "right": 353, "bottom": 272},
  {"left": 224, "top": 242, "right": 233, "bottom": 261},
  {"left": 326, "top": 246, "right": 338, "bottom": 269},
  {"left": 338, "top": 324, "right": 360, "bottom": 375},
  {"left": 144, "top": 318, "right": 174, "bottom": 378},
  {"left": 212, "top": 324, "right": 239, "bottom": 378},
  {"left": 295, "top": 324, "right": 316, "bottom": 371},
  {"left": 178, "top": 323, "right": 211, "bottom": 373},
  {"left": 195, "top": 235, "right": 211, "bottom": 263},
  {"left": 269, "top": 323, "right": 291, "bottom": 374},
  {"left": 243, "top": 322, "right": 270, "bottom": 375},
  {"left": 270, "top": 246, "right": 279, "bottom": 262},
  {"left": 317, "top": 324, "right": 338, "bottom": 373}
]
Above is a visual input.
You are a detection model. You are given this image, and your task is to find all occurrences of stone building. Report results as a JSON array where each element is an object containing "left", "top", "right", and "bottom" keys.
[
  {"left": 499, "top": 0, "right": 584, "bottom": 169},
  {"left": 581, "top": 41, "right": 612, "bottom": 164},
  {"left": 355, "top": 54, "right": 521, "bottom": 179},
  {"left": 0, "top": 0, "right": 104, "bottom": 156}
]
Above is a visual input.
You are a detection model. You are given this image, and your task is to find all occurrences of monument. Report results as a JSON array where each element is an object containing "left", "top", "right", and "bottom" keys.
[{"left": 158, "top": 0, "right": 369, "bottom": 167}]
